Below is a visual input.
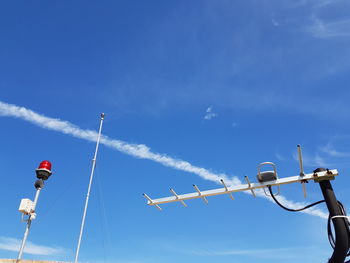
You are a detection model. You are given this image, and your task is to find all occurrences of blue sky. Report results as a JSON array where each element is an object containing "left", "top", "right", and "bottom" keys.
[{"left": 0, "top": 0, "right": 350, "bottom": 262}]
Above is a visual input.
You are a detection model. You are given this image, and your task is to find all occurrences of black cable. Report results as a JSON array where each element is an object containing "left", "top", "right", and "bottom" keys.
[
  {"left": 268, "top": 186, "right": 325, "bottom": 212},
  {"left": 268, "top": 186, "right": 350, "bottom": 259},
  {"left": 327, "top": 201, "right": 350, "bottom": 257}
]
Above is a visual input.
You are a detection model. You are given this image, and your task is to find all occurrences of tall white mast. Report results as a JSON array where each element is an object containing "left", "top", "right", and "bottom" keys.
[{"left": 74, "top": 113, "right": 105, "bottom": 263}]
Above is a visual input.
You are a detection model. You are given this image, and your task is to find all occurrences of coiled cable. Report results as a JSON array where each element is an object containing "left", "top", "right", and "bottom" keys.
[{"left": 268, "top": 186, "right": 350, "bottom": 260}]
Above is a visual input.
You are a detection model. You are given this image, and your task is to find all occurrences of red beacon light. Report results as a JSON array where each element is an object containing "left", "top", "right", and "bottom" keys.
[{"left": 35, "top": 160, "right": 52, "bottom": 180}]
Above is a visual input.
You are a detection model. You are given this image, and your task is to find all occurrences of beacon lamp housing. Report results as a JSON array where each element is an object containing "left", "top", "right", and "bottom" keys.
[{"left": 35, "top": 160, "right": 52, "bottom": 180}]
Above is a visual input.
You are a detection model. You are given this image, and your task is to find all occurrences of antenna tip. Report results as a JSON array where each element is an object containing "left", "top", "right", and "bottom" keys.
[
  {"left": 297, "top": 144, "right": 301, "bottom": 147},
  {"left": 101, "top": 113, "right": 105, "bottom": 119}
]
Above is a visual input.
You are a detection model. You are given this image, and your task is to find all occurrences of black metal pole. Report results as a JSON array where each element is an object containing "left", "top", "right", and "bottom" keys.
[{"left": 318, "top": 175, "right": 348, "bottom": 263}]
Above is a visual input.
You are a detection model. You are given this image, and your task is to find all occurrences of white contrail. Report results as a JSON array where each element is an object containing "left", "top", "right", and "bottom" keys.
[
  {"left": 0, "top": 236, "right": 66, "bottom": 255},
  {"left": 0, "top": 101, "right": 328, "bottom": 218}
]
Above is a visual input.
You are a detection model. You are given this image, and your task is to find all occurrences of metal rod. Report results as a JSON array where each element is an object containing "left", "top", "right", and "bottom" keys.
[
  {"left": 193, "top": 185, "right": 208, "bottom": 204},
  {"left": 220, "top": 179, "right": 234, "bottom": 200},
  {"left": 170, "top": 188, "right": 187, "bottom": 207},
  {"left": 143, "top": 193, "right": 162, "bottom": 211},
  {"left": 302, "top": 181, "right": 307, "bottom": 198},
  {"left": 297, "top": 145, "right": 304, "bottom": 176},
  {"left": 298, "top": 145, "right": 308, "bottom": 199},
  {"left": 318, "top": 178, "right": 349, "bottom": 263},
  {"left": 74, "top": 113, "right": 105, "bottom": 263},
  {"left": 244, "top": 176, "right": 256, "bottom": 197},
  {"left": 17, "top": 187, "right": 42, "bottom": 260}
]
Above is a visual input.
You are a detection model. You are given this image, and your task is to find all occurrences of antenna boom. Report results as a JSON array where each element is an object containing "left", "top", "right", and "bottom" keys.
[{"left": 145, "top": 169, "right": 338, "bottom": 206}]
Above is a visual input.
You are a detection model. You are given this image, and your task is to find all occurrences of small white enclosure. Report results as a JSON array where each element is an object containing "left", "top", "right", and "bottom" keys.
[{"left": 18, "top": 199, "right": 34, "bottom": 215}]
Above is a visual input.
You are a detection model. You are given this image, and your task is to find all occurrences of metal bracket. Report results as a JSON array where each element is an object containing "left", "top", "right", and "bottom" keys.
[{"left": 313, "top": 170, "right": 335, "bottom": 183}]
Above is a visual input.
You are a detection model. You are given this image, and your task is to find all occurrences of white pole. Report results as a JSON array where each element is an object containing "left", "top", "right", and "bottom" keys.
[
  {"left": 17, "top": 187, "right": 42, "bottom": 260},
  {"left": 74, "top": 113, "right": 105, "bottom": 263}
]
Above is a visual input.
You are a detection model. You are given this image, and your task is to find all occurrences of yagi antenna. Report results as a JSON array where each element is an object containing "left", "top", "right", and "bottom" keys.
[
  {"left": 143, "top": 169, "right": 338, "bottom": 209},
  {"left": 143, "top": 145, "right": 334, "bottom": 209},
  {"left": 143, "top": 145, "right": 350, "bottom": 263},
  {"left": 143, "top": 144, "right": 338, "bottom": 210}
]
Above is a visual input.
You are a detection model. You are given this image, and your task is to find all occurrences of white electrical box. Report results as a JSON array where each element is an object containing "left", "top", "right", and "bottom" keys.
[{"left": 19, "top": 198, "right": 34, "bottom": 214}]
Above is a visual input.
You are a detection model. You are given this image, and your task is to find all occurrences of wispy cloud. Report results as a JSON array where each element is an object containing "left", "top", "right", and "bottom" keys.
[
  {"left": 313, "top": 0, "right": 348, "bottom": 8},
  {"left": 292, "top": 151, "right": 329, "bottom": 168},
  {"left": 204, "top": 106, "right": 217, "bottom": 120},
  {"left": 0, "top": 236, "right": 66, "bottom": 256},
  {"left": 0, "top": 101, "right": 327, "bottom": 219},
  {"left": 83, "top": 260, "right": 148, "bottom": 263},
  {"left": 191, "top": 246, "right": 304, "bottom": 258},
  {"left": 320, "top": 142, "right": 350, "bottom": 158},
  {"left": 275, "top": 153, "right": 285, "bottom": 161},
  {"left": 0, "top": 101, "right": 237, "bottom": 185},
  {"left": 167, "top": 242, "right": 327, "bottom": 260},
  {"left": 307, "top": 17, "right": 350, "bottom": 38},
  {"left": 271, "top": 18, "right": 280, "bottom": 27}
]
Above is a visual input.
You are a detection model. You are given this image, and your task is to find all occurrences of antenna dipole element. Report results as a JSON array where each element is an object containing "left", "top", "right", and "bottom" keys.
[
  {"left": 220, "top": 179, "right": 234, "bottom": 200},
  {"left": 170, "top": 188, "right": 187, "bottom": 207},
  {"left": 143, "top": 193, "right": 162, "bottom": 210},
  {"left": 193, "top": 185, "right": 208, "bottom": 204},
  {"left": 297, "top": 145, "right": 304, "bottom": 176},
  {"left": 244, "top": 176, "right": 256, "bottom": 197},
  {"left": 297, "top": 145, "right": 307, "bottom": 198},
  {"left": 74, "top": 113, "right": 105, "bottom": 263}
]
